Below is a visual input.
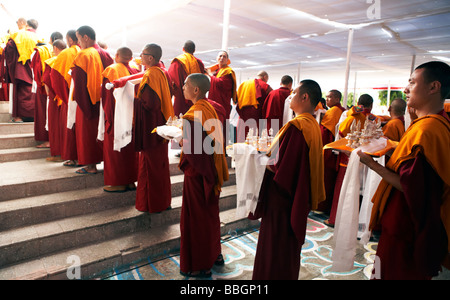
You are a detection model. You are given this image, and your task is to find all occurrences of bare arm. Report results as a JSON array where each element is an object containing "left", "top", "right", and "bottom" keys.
[{"left": 357, "top": 150, "right": 403, "bottom": 192}]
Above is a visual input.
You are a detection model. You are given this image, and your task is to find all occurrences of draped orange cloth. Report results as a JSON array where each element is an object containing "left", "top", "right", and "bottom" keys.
[
  {"left": 52, "top": 45, "right": 80, "bottom": 87},
  {"left": 102, "top": 62, "right": 131, "bottom": 84},
  {"left": 182, "top": 99, "right": 229, "bottom": 196},
  {"left": 216, "top": 65, "right": 237, "bottom": 103},
  {"left": 138, "top": 66, "right": 174, "bottom": 122},
  {"left": 339, "top": 105, "right": 379, "bottom": 137},
  {"left": 35, "top": 44, "right": 53, "bottom": 74},
  {"left": 268, "top": 112, "right": 325, "bottom": 210},
  {"left": 236, "top": 79, "right": 258, "bottom": 109},
  {"left": 382, "top": 117, "right": 405, "bottom": 142},
  {"left": 369, "top": 114, "right": 450, "bottom": 255},
  {"left": 10, "top": 30, "right": 38, "bottom": 64},
  {"left": 321, "top": 104, "right": 345, "bottom": 137},
  {"left": 72, "top": 47, "right": 104, "bottom": 105},
  {"left": 44, "top": 56, "right": 63, "bottom": 106},
  {"left": 172, "top": 53, "right": 201, "bottom": 75}
]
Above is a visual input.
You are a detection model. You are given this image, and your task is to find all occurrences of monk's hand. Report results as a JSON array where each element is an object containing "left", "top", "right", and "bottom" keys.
[{"left": 357, "top": 150, "right": 376, "bottom": 168}]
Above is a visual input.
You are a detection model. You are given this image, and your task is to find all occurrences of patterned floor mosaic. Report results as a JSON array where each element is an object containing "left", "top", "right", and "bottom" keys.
[{"left": 101, "top": 212, "right": 377, "bottom": 280}]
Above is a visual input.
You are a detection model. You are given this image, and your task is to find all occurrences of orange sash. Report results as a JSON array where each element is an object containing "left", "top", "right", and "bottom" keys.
[
  {"left": 35, "top": 44, "right": 53, "bottom": 73},
  {"left": 182, "top": 99, "right": 229, "bottom": 196},
  {"left": 268, "top": 113, "right": 325, "bottom": 210},
  {"left": 369, "top": 114, "right": 450, "bottom": 253},
  {"left": 138, "top": 66, "right": 174, "bottom": 122},
  {"left": 444, "top": 102, "right": 450, "bottom": 113},
  {"left": 216, "top": 66, "right": 237, "bottom": 103},
  {"left": 173, "top": 53, "right": 201, "bottom": 75},
  {"left": 321, "top": 105, "right": 345, "bottom": 136},
  {"left": 237, "top": 79, "right": 258, "bottom": 109},
  {"left": 44, "top": 56, "right": 62, "bottom": 106},
  {"left": 73, "top": 46, "right": 104, "bottom": 105},
  {"left": 382, "top": 118, "right": 405, "bottom": 142},
  {"left": 53, "top": 45, "right": 80, "bottom": 87},
  {"left": 10, "top": 30, "right": 38, "bottom": 64},
  {"left": 103, "top": 63, "right": 131, "bottom": 83}
]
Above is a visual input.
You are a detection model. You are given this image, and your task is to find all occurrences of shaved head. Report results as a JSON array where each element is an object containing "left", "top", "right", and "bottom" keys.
[
  {"left": 186, "top": 73, "right": 210, "bottom": 94},
  {"left": 390, "top": 98, "right": 407, "bottom": 116},
  {"left": 117, "top": 47, "right": 133, "bottom": 62}
]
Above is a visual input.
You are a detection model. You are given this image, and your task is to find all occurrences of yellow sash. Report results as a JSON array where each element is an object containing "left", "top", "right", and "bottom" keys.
[
  {"left": 35, "top": 44, "right": 53, "bottom": 73},
  {"left": 53, "top": 45, "right": 80, "bottom": 87},
  {"left": 10, "top": 30, "right": 38, "bottom": 64},
  {"left": 268, "top": 113, "right": 325, "bottom": 210},
  {"left": 138, "top": 66, "right": 174, "bottom": 122},
  {"left": 173, "top": 53, "right": 201, "bottom": 75},
  {"left": 369, "top": 114, "right": 450, "bottom": 254},
  {"left": 44, "top": 56, "right": 63, "bottom": 106},
  {"left": 216, "top": 66, "right": 237, "bottom": 103},
  {"left": 182, "top": 99, "right": 229, "bottom": 196},
  {"left": 237, "top": 79, "right": 258, "bottom": 109},
  {"left": 103, "top": 63, "right": 131, "bottom": 83},
  {"left": 73, "top": 47, "right": 104, "bottom": 105},
  {"left": 321, "top": 105, "right": 345, "bottom": 136}
]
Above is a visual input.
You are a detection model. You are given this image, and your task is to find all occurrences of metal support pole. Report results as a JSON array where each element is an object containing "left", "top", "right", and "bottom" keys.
[
  {"left": 343, "top": 28, "right": 354, "bottom": 106},
  {"left": 410, "top": 54, "right": 416, "bottom": 75},
  {"left": 221, "top": 0, "right": 231, "bottom": 51}
]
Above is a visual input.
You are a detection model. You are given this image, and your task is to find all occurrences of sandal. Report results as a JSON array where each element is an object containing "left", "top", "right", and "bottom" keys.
[
  {"left": 324, "top": 219, "right": 335, "bottom": 228},
  {"left": 214, "top": 254, "right": 225, "bottom": 266},
  {"left": 63, "top": 160, "right": 80, "bottom": 167},
  {"left": 76, "top": 167, "right": 97, "bottom": 175}
]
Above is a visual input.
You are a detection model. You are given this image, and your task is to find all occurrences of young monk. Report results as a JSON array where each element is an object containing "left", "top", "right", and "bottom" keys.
[
  {"left": 101, "top": 47, "right": 140, "bottom": 193},
  {"left": 250, "top": 79, "right": 326, "bottom": 280},
  {"left": 179, "top": 73, "right": 229, "bottom": 278},
  {"left": 382, "top": 98, "right": 407, "bottom": 142},
  {"left": 358, "top": 61, "right": 450, "bottom": 280}
]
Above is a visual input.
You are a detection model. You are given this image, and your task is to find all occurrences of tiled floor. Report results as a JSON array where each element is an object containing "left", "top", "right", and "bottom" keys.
[{"left": 99, "top": 212, "right": 378, "bottom": 281}]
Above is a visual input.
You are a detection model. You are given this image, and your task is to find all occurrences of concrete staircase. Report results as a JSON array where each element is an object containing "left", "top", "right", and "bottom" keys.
[{"left": 0, "top": 104, "right": 258, "bottom": 280}]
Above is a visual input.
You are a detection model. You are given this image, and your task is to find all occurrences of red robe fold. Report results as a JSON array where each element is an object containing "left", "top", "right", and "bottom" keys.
[
  {"left": 134, "top": 85, "right": 172, "bottom": 213},
  {"left": 42, "top": 64, "right": 61, "bottom": 156},
  {"left": 167, "top": 56, "right": 205, "bottom": 116},
  {"left": 251, "top": 125, "right": 312, "bottom": 280},
  {"left": 236, "top": 78, "right": 272, "bottom": 142},
  {"left": 179, "top": 119, "right": 221, "bottom": 274},
  {"left": 262, "top": 86, "right": 291, "bottom": 132},
  {"left": 31, "top": 50, "right": 49, "bottom": 142},
  {"left": 0, "top": 52, "right": 9, "bottom": 101},
  {"left": 4, "top": 39, "right": 34, "bottom": 119},
  {"left": 209, "top": 72, "right": 234, "bottom": 118},
  {"left": 101, "top": 64, "right": 139, "bottom": 186}
]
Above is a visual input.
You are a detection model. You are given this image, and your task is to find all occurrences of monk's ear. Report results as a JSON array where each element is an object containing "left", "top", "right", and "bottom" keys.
[{"left": 429, "top": 80, "right": 441, "bottom": 96}]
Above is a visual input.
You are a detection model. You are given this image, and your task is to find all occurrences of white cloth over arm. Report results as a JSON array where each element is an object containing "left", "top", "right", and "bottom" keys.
[
  {"left": 331, "top": 138, "right": 387, "bottom": 272},
  {"left": 112, "top": 78, "right": 141, "bottom": 152},
  {"left": 232, "top": 143, "right": 269, "bottom": 219},
  {"left": 282, "top": 95, "right": 294, "bottom": 126}
]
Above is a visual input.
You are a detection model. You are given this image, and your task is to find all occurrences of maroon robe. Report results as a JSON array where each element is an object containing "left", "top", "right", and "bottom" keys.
[
  {"left": 262, "top": 86, "right": 291, "bottom": 132},
  {"left": 42, "top": 64, "right": 61, "bottom": 157},
  {"left": 71, "top": 44, "right": 113, "bottom": 165},
  {"left": 31, "top": 49, "right": 49, "bottom": 142},
  {"left": 374, "top": 153, "right": 448, "bottom": 280},
  {"left": 4, "top": 39, "right": 35, "bottom": 119},
  {"left": 236, "top": 79, "right": 272, "bottom": 142},
  {"left": 209, "top": 72, "right": 234, "bottom": 118},
  {"left": 50, "top": 54, "right": 77, "bottom": 161},
  {"left": 167, "top": 56, "right": 205, "bottom": 116},
  {"left": 179, "top": 119, "right": 221, "bottom": 274},
  {"left": 101, "top": 64, "right": 139, "bottom": 186},
  {"left": 134, "top": 84, "right": 171, "bottom": 213},
  {"left": 250, "top": 125, "right": 312, "bottom": 280},
  {"left": 0, "top": 52, "right": 8, "bottom": 101}
]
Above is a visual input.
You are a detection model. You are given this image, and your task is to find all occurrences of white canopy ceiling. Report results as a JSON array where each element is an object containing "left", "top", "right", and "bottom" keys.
[{"left": 2, "top": 0, "right": 450, "bottom": 98}]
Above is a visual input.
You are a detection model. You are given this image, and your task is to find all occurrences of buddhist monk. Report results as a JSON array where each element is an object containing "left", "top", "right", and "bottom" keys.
[
  {"left": 236, "top": 71, "right": 273, "bottom": 142},
  {"left": 31, "top": 31, "right": 63, "bottom": 148},
  {"left": 250, "top": 79, "right": 325, "bottom": 280},
  {"left": 207, "top": 51, "right": 237, "bottom": 144},
  {"left": 134, "top": 43, "right": 174, "bottom": 213},
  {"left": 168, "top": 40, "right": 205, "bottom": 116},
  {"left": 72, "top": 26, "right": 113, "bottom": 175},
  {"left": 179, "top": 73, "right": 229, "bottom": 278},
  {"left": 4, "top": 20, "right": 39, "bottom": 122},
  {"left": 41, "top": 39, "right": 67, "bottom": 162},
  {"left": 101, "top": 47, "right": 140, "bottom": 193},
  {"left": 261, "top": 75, "right": 293, "bottom": 133},
  {"left": 325, "top": 94, "right": 378, "bottom": 227},
  {"left": 50, "top": 30, "right": 80, "bottom": 167},
  {"left": 358, "top": 61, "right": 450, "bottom": 280},
  {"left": 318, "top": 89, "right": 346, "bottom": 213},
  {"left": 382, "top": 98, "right": 406, "bottom": 142}
]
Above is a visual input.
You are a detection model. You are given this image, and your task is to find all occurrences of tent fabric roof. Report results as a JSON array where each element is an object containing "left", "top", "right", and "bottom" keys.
[{"left": 1, "top": 0, "right": 450, "bottom": 90}]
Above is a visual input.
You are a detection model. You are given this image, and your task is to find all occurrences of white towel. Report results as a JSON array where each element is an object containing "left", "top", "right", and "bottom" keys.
[
  {"left": 232, "top": 143, "right": 269, "bottom": 219},
  {"left": 282, "top": 95, "right": 294, "bottom": 126},
  {"left": 67, "top": 78, "right": 77, "bottom": 129},
  {"left": 97, "top": 98, "right": 105, "bottom": 141}
]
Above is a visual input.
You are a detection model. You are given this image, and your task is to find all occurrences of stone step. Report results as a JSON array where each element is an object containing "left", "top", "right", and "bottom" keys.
[
  {"left": 0, "top": 133, "right": 37, "bottom": 150},
  {"left": 0, "top": 122, "right": 35, "bottom": 135},
  {"left": 0, "top": 102, "right": 8, "bottom": 114},
  {"left": 0, "top": 207, "right": 258, "bottom": 280},
  {"left": 0, "top": 146, "right": 51, "bottom": 163},
  {"left": 0, "top": 169, "right": 236, "bottom": 230},
  {"left": 0, "top": 113, "right": 11, "bottom": 123},
  {"left": 0, "top": 185, "right": 241, "bottom": 273}
]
